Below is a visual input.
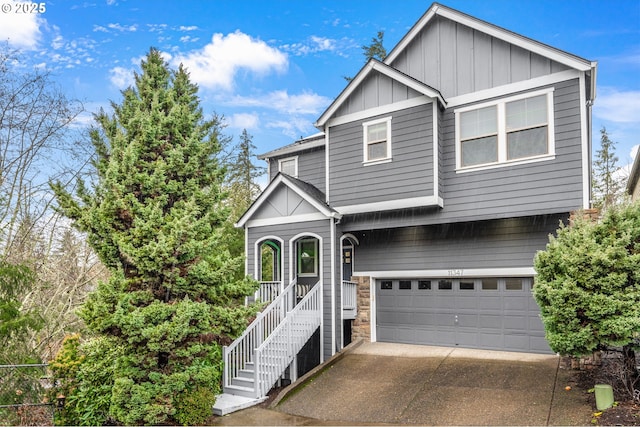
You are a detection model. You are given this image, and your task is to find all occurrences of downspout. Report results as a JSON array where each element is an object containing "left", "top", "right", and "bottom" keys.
[
  {"left": 330, "top": 217, "right": 337, "bottom": 356},
  {"left": 588, "top": 61, "right": 598, "bottom": 208}
]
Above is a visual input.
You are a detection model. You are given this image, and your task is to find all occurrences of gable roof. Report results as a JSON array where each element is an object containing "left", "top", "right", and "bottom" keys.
[
  {"left": 315, "top": 59, "right": 446, "bottom": 128},
  {"left": 235, "top": 173, "right": 340, "bottom": 228},
  {"left": 315, "top": 3, "right": 597, "bottom": 130},
  {"left": 386, "top": 3, "right": 596, "bottom": 73}
]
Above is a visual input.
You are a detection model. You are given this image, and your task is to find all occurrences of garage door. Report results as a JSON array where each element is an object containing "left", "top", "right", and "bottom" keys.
[{"left": 376, "top": 277, "right": 551, "bottom": 354}]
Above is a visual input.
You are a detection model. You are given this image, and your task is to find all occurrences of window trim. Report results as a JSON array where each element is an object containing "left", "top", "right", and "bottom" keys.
[
  {"left": 455, "top": 88, "right": 555, "bottom": 173},
  {"left": 362, "top": 116, "right": 392, "bottom": 165},
  {"left": 278, "top": 156, "right": 298, "bottom": 177},
  {"left": 297, "top": 238, "right": 318, "bottom": 277}
]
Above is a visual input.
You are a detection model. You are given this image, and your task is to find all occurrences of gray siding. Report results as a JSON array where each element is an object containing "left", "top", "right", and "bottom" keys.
[
  {"left": 334, "top": 70, "right": 424, "bottom": 118},
  {"left": 250, "top": 185, "right": 319, "bottom": 221},
  {"left": 328, "top": 103, "right": 434, "bottom": 207},
  {"left": 340, "top": 78, "right": 584, "bottom": 231},
  {"left": 389, "top": 16, "right": 570, "bottom": 99},
  {"left": 268, "top": 147, "right": 326, "bottom": 193},
  {"left": 350, "top": 214, "right": 564, "bottom": 272},
  {"left": 437, "top": 78, "right": 583, "bottom": 220},
  {"left": 247, "top": 220, "right": 336, "bottom": 360}
]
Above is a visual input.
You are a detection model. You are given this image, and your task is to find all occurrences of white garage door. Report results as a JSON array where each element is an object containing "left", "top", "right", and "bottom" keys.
[{"left": 376, "top": 277, "right": 552, "bottom": 354}]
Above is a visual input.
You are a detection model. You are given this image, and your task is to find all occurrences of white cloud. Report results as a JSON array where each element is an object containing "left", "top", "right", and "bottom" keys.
[
  {"left": 179, "top": 26, "right": 198, "bottom": 31},
  {"left": 594, "top": 87, "right": 640, "bottom": 123},
  {"left": 0, "top": 2, "right": 44, "bottom": 49},
  {"left": 180, "top": 35, "right": 199, "bottom": 43},
  {"left": 108, "top": 23, "right": 138, "bottom": 32},
  {"left": 109, "top": 66, "right": 135, "bottom": 89},
  {"left": 267, "top": 117, "right": 317, "bottom": 139},
  {"left": 281, "top": 36, "right": 356, "bottom": 57},
  {"left": 173, "top": 30, "right": 288, "bottom": 90},
  {"left": 227, "top": 113, "right": 260, "bottom": 130},
  {"left": 229, "top": 90, "right": 331, "bottom": 115},
  {"left": 94, "top": 23, "right": 138, "bottom": 33}
]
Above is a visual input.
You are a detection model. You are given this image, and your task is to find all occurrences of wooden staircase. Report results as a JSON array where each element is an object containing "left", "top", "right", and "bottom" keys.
[{"left": 213, "top": 279, "right": 321, "bottom": 415}]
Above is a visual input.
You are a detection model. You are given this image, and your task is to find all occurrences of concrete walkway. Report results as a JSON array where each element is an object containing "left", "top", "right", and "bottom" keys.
[{"left": 213, "top": 342, "right": 593, "bottom": 426}]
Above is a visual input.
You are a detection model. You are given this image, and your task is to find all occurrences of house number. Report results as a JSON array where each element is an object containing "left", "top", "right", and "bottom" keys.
[{"left": 448, "top": 269, "right": 464, "bottom": 277}]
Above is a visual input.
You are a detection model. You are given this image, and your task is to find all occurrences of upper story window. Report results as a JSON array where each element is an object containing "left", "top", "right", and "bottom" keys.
[
  {"left": 456, "top": 89, "right": 554, "bottom": 171},
  {"left": 363, "top": 117, "right": 392, "bottom": 165},
  {"left": 278, "top": 156, "right": 298, "bottom": 177}
]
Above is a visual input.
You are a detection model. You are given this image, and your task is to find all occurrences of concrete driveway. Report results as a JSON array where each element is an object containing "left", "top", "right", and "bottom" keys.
[{"left": 213, "top": 342, "right": 593, "bottom": 426}]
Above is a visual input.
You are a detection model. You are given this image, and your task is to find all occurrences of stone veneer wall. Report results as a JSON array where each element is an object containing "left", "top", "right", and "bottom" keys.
[{"left": 351, "top": 276, "right": 371, "bottom": 342}]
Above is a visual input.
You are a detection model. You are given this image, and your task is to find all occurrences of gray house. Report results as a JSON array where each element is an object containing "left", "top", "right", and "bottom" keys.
[{"left": 214, "top": 2, "right": 597, "bottom": 414}]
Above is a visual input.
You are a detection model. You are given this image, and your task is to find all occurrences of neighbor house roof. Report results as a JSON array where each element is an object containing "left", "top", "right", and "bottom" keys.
[{"left": 627, "top": 149, "right": 640, "bottom": 198}]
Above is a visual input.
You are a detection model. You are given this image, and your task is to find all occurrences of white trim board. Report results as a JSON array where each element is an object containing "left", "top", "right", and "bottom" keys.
[
  {"left": 335, "top": 196, "right": 444, "bottom": 215},
  {"left": 355, "top": 267, "right": 537, "bottom": 279}
]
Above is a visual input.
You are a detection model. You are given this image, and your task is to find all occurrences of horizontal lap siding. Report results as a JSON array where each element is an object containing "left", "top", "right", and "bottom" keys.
[
  {"left": 437, "top": 79, "right": 583, "bottom": 221},
  {"left": 329, "top": 104, "right": 434, "bottom": 207},
  {"left": 247, "top": 220, "right": 335, "bottom": 360},
  {"left": 298, "top": 148, "right": 326, "bottom": 192},
  {"left": 353, "top": 214, "right": 564, "bottom": 272},
  {"left": 269, "top": 147, "right": 326, "bottom": 193},
  {"left": 340, "top": 79, "right": 584, "bottom": 231}
]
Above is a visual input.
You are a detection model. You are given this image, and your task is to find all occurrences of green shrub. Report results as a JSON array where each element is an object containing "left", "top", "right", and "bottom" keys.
[
  {"left": 49, "top": 334, "right": 123, "bottom": 426},
  {"left": 174, "top": 386, "right": 216, "bottom": 426}
]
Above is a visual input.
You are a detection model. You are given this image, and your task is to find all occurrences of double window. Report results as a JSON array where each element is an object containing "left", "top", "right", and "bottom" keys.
[
  {"left": 456, "top": 89, "right": 554, "bottom": 170},
  {"left": 362, "top": 117, "right": 392, "bottom": 164}
]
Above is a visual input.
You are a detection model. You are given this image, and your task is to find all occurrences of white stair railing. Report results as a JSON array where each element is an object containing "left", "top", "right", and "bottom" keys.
[
  {"left": 256, "top": 281, "right": 282, "bottom": 303},
  {"left": 223, "top": 279, "right": 298, "bottom": 394},
  {"left": 342, "top": 280, "right": 357, "bottom": 311},
  {"left": 254, "top": 281, "right": 321, "bottom": 398}
]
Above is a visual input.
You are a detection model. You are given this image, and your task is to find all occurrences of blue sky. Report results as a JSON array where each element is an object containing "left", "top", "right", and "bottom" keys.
[{"left": 1, "top": 0, "right": 639, "bottom": 177}]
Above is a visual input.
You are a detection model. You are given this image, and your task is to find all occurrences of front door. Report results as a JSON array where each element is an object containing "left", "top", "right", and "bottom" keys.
[{"left": 342, "top": 246, "right": 353, "bottom": 281}]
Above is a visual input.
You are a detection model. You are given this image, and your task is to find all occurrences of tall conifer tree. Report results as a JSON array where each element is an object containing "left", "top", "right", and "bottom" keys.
[{"left": 51, "top": 49, "right": 257, "bottom": 425}]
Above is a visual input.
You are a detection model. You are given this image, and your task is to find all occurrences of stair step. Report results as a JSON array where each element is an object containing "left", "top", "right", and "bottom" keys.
[
  {"left": 213, "top": 393, "right": 266, "bottom": 416},
  {"left": 238, "top": 369, "right": 254, "bottom": 379},
  {"left": 223, "top": 384, "right": 256, "bottom": 399},
  {"left": 231, "top": 376, "right": 254, "bottom": 388}
]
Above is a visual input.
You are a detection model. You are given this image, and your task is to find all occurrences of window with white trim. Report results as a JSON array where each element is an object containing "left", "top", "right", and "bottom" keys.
[
  {"left": 297, "top": 238, "right": 318, "bottom": 277},
  {"left": 363, "top": 117, "right": 392, "bottom": 164},
  {"left": 278, "top": 156, "right": 298, "bottom": 177},
  {"left": 456, "top": 89, "right": 554, "bottom": 171}
]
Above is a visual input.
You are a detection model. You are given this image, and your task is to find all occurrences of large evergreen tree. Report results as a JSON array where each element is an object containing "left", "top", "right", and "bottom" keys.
[{"left": 51, "top": 49, "right": 257, "bottom": 425}]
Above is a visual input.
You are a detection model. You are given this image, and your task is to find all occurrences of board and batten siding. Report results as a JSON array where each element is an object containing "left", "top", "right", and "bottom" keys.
[
  {"left": 334, "top": 70, "right": 425, "bottom": 118},
  {"left": 246, "top": 220, "right": 336, "bottom": 360},
  {"left": 328, "top": 103, "right": 434, "bottom": 208},
  {"left": 389, "top": 15, "right": 570, "bottom": 99},
  {"left": 351, "top": 214, "right": 564, "bottom": 273}
]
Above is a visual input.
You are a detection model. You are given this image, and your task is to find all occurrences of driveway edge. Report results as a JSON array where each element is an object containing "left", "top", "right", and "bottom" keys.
[{"left": 269, "top": 338, "right": 364, "bottom": 409}]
